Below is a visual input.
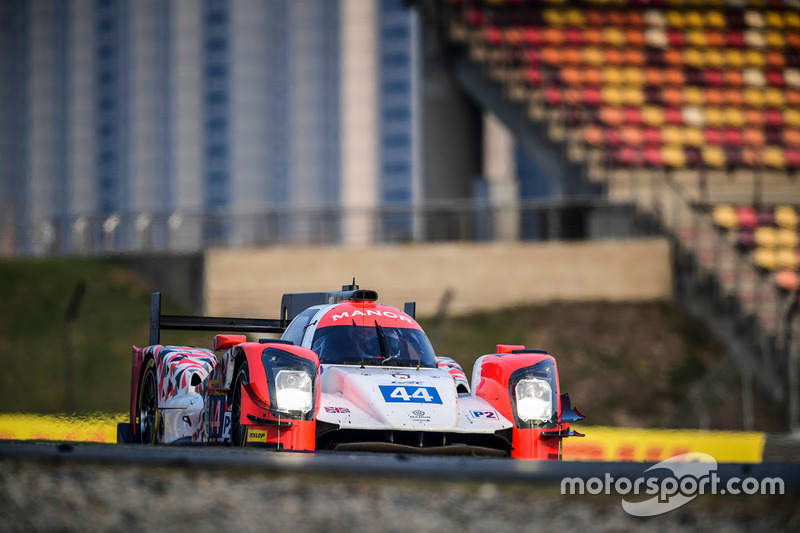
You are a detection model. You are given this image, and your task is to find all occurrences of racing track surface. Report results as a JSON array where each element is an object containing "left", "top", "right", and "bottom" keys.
[{"left": 1, "top": 441, "right": 799, "bottom": 532}]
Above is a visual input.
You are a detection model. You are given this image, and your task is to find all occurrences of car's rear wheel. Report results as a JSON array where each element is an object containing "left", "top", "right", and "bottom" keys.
[
  {"left": 229, "top": 361, "right": 249, "bottom": 447},
  {"left": 137, "top": 358, "right": 158, "bottom": 444}
]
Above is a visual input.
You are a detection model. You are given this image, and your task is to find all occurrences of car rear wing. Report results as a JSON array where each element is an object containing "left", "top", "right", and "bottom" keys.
[{"left": 149, "top": 292, "right": 286, "bottom": 345}]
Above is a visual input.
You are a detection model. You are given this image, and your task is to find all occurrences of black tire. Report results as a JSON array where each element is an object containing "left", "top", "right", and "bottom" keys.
[
  {"left": 137, "top": 358, "right": 158, "bottom": 444},
  {"left": 229, "top": 360, "right": 249, "bottom": 447}
]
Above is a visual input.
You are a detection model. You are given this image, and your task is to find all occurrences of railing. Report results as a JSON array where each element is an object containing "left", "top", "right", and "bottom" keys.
[{"left": 1, "top": 196, "right": 642, "bottom": 257}]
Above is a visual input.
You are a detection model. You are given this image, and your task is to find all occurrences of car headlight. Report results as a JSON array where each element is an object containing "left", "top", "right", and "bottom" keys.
[
  {"left": 515, "top": 378, "right": 553, "bottom": 422},
  {"left": 275, "top": 370, "right": 312, "bottom": 413}
]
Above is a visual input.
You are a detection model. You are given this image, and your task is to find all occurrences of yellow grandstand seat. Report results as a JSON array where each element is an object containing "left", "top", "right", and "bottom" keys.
[
  {"left": 703, "top": 145, "right": 726, "bottom": 167},
  {"left": 706, "top": 10, "right": 726, "bottom": 28},
  {"left": 683, "top": 87, "right": 704, "bottom": 106},
  {"left": 775, "top": 206, "right": 799, "bottom": 229},
  {"left": 604, "top": 68, "right": 623, "bottom": 85},
  {"left": 764, "top": 146, "right": 786, "bottom": 169},
  {"left": 745, "top": 49, "right": 765, "bottom": 68},
  {"left": 603, "top": 27, "right": 625, "bottom": 47},
  {"left": 785, "top": 11, "right": 800, "bottom": 29},
  {"left": 776, "top": 248, "right": 798, "bottom": 270},
  {"left": 704, "top": 49, "right": 725, "bottom": 68},
  {"left": 642, "top": 106, "right": 664, "bottom": 126},
  {"left": 683, "top": 48, "right": 704, "bottom": 68},
  {"left": 755, "top": 247, "right": 777, "bottom": 270},
  {"left": 764, "top": 88, "right": 784, "bottom": 108},
  {"left": 662, "top": 145, "right": 686, "bottom": 168},
  {"left": 723, "top": 107, "right": 745, "bottom": 128},
  {"left": 622, "top": 67, "right": 643, "bottom": 86},
  {"left": 725, "top": 49, "right": 745, "bottom": 69},
  {"left": 785, "top": 109, "right": 800, "bottom": 128},
  {"left": 686, "top": 30, "right": 706, "bottom": 47},
  {"left": 777, "top": 228, "right": 800, "bottom": 249},
  {"left": 765, "top": 11, "right": 784, "bottom": 28},
  {"left": 744, "top": 88, "right": 765, "bottom": 107},
  {"left": 765, "top": 31, "right": 784, "bottom": 48},
  {"left": 704, "top": 107, "right": 724, "bottom": 127},
  {"left": 755, "top": 226, "right": 778, "bottom": 248},
  {"left": 712, "top": 205, "right": 738, "bottom": 229},
  {"left": 662, "top": 126, "right": 683, "bottom": 145},
  {"left": 685, "top": 127, "right": 704, "bottom": 146}
]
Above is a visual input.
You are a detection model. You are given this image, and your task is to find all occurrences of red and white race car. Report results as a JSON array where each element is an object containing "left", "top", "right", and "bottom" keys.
[{"left": 118, "top": 283, "right": 583, "bottom": 460}]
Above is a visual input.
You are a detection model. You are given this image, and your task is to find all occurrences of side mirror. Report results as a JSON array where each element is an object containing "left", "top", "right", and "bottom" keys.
[{"left": 214, "top": 334, "right": 247, "bottom": 351}]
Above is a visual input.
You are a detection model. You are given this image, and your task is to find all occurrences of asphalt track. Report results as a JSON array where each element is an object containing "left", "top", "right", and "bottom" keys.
[{"left": 2, "top": 441, "right": 800, "bottom": 532}]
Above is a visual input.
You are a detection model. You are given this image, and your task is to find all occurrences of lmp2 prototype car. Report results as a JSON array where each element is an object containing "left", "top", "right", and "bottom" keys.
[{"left": 118, "top": 283, "right": 584, "bottom": 460}]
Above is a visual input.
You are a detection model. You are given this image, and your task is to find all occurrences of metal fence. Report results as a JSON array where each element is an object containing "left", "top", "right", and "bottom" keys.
[{"left": 1, "top": 196, "right": 642, "bottom": 257}]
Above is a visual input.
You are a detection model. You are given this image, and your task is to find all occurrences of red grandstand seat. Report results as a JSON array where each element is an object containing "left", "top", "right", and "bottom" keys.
[
  {"left": 525, "top": 67, "right": 543, "bottom": 86},
  {"left": 643, "top": 127, "right": 662, "bottom": 145},
  {"left": 704, "top": 69, "right": 724, "bottom": 86},
  {"left": 605, "top": 128, "right": 621, "bottom": 147},
  {"left": 727, "top": 30, "right": 746, "bottom": 48},
  {"left": 765, "top": 109, "right": 784, "bottom": 128},
  {"left": 736, "top": 206, "right": 758, "bottom": 230},
  {"left": 765, "top": 70, "right": 785, "bottom": 87},
  {"left": 667, "top": 28, "right": 685, "bottom": 47},
  {"left": 617, "top": 145, "right": 642, "bottom": 167},
  {"left": 544, "top": 86, "right": 562, "bottom": 106},
  {"left": 623, "top": 107, "right": 643, "bottom": 125},
  {"left": 643, "top": 146, "right": 664, "bottom": 167},
  {"left": 582, "top": 87, "right": 603, "bottom": 107},
  {"left": 523, "top": 27, "right": 542, "bottom": 46},
  {"left": 664, "top": 107, "right": 684, "bottom": 125},
  {"left": 485, "top": 26, "right": 503, "bottom": 47},
  {"left": 704, "top": 127, "right": 722, "bottom": 145},
  {"left": 564, "top": 27, "right": 583, "bottom": 47},
  {"left": 723, "top": 128, "right": 744, "bottom": 147}
]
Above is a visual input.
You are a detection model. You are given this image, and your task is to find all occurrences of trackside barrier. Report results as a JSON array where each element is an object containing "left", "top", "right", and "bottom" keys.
[
  {"left": 562, "top": 426, "right": 765, "bottom": 463},
  {"left": 0, "top": 416, "right": 766, "bottom": 463},
  {"left": 0, "top": 414, "right": 126, "bottom": 443}
]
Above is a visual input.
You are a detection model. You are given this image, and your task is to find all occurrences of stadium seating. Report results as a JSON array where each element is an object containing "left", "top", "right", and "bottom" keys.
[
  {"left": 712, "top": 203, "right": 800, "bottom": 291},
  {"left": 452, "top": 0, "right": 800, "bottom": 172}
]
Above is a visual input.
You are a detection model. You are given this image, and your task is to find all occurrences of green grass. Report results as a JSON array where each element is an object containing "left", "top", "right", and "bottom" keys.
[{"left": 0, "top": 258, "right": 207, "bottom": 414}]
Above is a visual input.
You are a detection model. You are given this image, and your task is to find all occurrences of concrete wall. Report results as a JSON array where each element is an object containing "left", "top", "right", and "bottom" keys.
[{"left": 204, "top": 239, "right": 672, "bottom": 317}]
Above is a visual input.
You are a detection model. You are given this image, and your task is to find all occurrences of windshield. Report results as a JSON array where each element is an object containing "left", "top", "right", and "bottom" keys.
[{"left": 311, "top": 325, "right": 438, "bottom": 368}]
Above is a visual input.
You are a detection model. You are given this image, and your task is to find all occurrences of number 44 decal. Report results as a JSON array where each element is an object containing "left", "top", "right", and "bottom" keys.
[{"left": 379, "top": 385, "right": 443, "bottom": 404}]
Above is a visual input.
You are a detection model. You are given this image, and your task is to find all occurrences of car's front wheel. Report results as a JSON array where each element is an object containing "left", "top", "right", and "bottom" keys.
[
  {"left": 229, "top": 361, "right": 249, "bottom": 447},
  {"left": 137, "top": 358, "right": 158, "bottom": 444}
]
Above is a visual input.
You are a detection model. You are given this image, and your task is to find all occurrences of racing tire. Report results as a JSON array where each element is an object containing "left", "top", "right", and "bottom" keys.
[
  {"left": 229, "top": 361, "right": 249, "bottom": 447},
  {"left": 137, "top": 358, "right": 158, "bottom": 444}
]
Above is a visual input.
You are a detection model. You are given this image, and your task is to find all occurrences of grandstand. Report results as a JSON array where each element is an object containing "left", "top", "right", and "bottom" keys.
[{"left": 430, "top": 0, "right": 800, "bottom": 431}]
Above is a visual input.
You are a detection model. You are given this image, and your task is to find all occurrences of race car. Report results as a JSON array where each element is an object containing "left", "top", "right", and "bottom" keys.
[{"left": 118, "top": 283, "right": 584, "bottom": 460}]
